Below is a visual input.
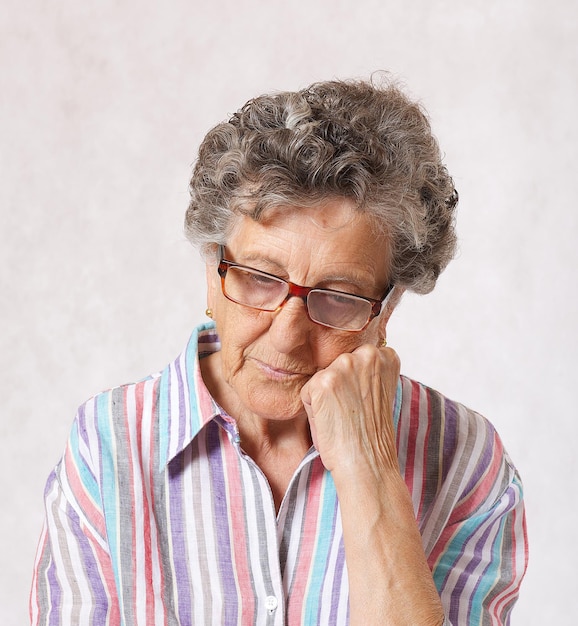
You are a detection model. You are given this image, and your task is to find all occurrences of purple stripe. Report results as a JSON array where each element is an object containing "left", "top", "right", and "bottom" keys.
[
  {"left": 46, "top": 554, "right": 61, "bottom": 626},
  {"left": 462, "top": 428, "right": 493, "bottom": 495},
  {"left": 207, "top": 422, "right": 239, "bottom": 625},
  {"left": 41, "top": 475, "right": 62, "bottom": 626},
  {"left": 66, "top": 503, "right": 110, "bottom": 623},
  {"left": 77, "top": 403, "right": 91, "bottom": 449},
  {"left": 441, "top": 397, "right": 459, "bottom": 483},
  {"left": 167, "top": 450, "right": 193, "bottom": 622},
  {"left": 328, "top": 537, "right": 346, "bottom": 626},
  {"left": 174, "top": 356, "right": 188, "bottom": 450},
  {"left": 198, "top": 332, "right": 219, "bottom": 344}
]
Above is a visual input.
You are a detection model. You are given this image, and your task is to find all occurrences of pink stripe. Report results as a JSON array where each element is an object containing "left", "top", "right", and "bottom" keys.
[
  {"left": 63, "top": 444, "right": 106, "bottom": 539},
  {"left": 148, "top": 383, "right": 167, "bottom": 625},
  {"left": 120, "top": 386, "right": 140, "bottom": 620},
  {"left": 287, "top": 460, "right": 324, "bottom": 625},
  {"left": 133, "top": 384, "right": 157, "bottom": 624},
  {"left": 403, "top": 380, "right": 421, "bottom": 492},
  {"left": 221, "top": 430, "right": 256, "bottom": 621}
]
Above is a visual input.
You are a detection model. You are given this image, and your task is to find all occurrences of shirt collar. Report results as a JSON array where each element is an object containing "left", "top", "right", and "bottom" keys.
[
  {"left": 157, "top": 321, "right": 225, "bottom": 468},
  {"left": 156, "top": 321, "right": 403, "bottom": 469}
]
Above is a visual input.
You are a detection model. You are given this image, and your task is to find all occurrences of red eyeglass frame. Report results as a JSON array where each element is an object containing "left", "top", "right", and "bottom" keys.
[{"left": 216, "top": 246, "right": 393, "bottom": 330}]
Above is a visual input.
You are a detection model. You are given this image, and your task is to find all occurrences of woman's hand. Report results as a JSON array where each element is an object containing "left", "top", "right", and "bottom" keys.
[{"left": 300, "top": 343, "right": 401, "bottom": 480}]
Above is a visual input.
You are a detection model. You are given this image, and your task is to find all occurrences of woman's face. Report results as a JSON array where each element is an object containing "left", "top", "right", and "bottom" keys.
[{"left": 205, "top": 197, "right": 393, "bottom": 424}]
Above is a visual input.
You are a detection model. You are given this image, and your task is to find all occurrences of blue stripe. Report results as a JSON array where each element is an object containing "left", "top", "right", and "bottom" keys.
[
  {"left": 157, "top": 364, "right": 171, "bottom": 468},
  {"left": 185, "top": 334, "right": 201, "bottom": 435},
  {"left": 432, "top": 502, "right": 506, "bottom": 623},
  {"left": 303, "top": 469, "right": 338, "bottom": 625},
  {"left": 68, "top": 418, "right": 101, "bottom": 508},
  {"left": 467, "top": 481, "right": 519, "bottom": 621},
  {"left": 95, "top": 392, "right": 123, "bottom": 610},
  {"left": 393, "top": 377, "right": 402, "bottom": 432}
]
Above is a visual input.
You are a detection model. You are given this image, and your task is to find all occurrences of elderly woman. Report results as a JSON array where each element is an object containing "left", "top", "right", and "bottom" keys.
[{"left": 31, "top": 79, "right": 527, "bottom": 625}]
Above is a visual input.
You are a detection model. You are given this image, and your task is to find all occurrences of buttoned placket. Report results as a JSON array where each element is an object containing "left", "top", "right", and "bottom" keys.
[{"left": 224, "top": 419, "right": 288, "bottom": 625}]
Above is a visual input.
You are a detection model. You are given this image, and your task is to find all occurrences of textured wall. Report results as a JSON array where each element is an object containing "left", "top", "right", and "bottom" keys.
[{"left": 2, "top": 1, "right": 576, "bottom": 623}]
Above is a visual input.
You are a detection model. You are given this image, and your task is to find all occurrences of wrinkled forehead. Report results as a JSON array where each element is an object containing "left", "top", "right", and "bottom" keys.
[{"left": 231, "top": 195, "right": 384, "bottom": 238}]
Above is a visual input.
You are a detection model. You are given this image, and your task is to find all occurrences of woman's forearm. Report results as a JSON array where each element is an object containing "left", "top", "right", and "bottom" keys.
[{"left": 335, "top": 467, "right": 445, "bottom": 626}]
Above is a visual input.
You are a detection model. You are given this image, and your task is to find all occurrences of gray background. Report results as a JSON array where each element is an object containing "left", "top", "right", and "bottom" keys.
[{"left": 2, "top": 1, "right": 576, "bottom": 624}]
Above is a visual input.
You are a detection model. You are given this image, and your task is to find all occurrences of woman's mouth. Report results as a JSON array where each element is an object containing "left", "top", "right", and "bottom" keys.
[{"left": 251, "top": 358, "right": 312, "bottom": 381}]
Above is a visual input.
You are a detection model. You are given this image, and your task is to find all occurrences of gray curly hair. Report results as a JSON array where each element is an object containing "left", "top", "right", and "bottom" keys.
[{"left": 184, "top": 77, "right": 458, "bottom": 294}]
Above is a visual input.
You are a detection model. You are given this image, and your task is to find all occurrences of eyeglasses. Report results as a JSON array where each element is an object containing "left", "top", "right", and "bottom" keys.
[{"left": 217, "top": 248, "right": 393, "bottom": 332}]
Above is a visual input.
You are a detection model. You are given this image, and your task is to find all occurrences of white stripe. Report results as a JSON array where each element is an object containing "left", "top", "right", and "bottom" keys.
[
  {"left": 181, "top": 444, "right": 206, "bottom": 624},
  {"left": 142, "top": 379, "right": 166, "bottom": 624},
  {"left": 280, "top": 464, "right": 309, "bottom": 593},
  {"left": 198, "top": 430, "right": 222, "bottom": 623},
  {"left": 125, "top": 386, "right": 148, "bottom": 624},
  {"left": 217, "top": 431, "right": 245, "bottom": 626},
  {"left": 318, "top": 500, "right": 340, "bottom": 625}
]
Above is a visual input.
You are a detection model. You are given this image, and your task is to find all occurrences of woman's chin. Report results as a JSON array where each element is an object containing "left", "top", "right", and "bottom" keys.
[
  {"left": 246, "top": 397, "right": 308, "bottom": 424},
  {"left": 236, "top": 383, "right": 308, "bottom": 424}
]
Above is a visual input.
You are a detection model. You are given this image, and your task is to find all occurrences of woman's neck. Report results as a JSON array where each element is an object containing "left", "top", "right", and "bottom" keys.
[{"left": 200, "top": 351, "right": 313, "bottom": 511}]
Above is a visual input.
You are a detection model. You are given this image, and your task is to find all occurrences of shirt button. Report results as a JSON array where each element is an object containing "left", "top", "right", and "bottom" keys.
[{"left": 265, "top": 595, "right": 278, "bottom": 612}]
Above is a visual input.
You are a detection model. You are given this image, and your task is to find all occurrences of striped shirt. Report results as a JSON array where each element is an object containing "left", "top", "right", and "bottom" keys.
[{"left": 30, "top": 323, "right": 528, "bottom": 625}]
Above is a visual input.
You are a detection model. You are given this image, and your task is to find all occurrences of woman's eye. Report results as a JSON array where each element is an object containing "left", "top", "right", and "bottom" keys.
[
  {"left": 325, "top": 292, "right": 358, "bottom": 309},
  {"left": 252, "top": 273, "right": 275, "bottom": 285},
  {"left": 243, "top": 271, "right": 280, "bottom": 289}
]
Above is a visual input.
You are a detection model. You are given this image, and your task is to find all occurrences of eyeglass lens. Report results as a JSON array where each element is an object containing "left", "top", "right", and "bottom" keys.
[{"left": 223, "top": 265, "right": 373, "bottom": 331}]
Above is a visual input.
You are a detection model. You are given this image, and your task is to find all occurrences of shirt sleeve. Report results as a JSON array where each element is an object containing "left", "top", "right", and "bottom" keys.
[
  {"left": 30, "top": 412, "right": 121, "bottom": 625},
  {"left": 397, "top": 377, "right": 528, "bottom": 625},
  {"left": 430, "top": 443, "right": 528, "bottom": 625}
]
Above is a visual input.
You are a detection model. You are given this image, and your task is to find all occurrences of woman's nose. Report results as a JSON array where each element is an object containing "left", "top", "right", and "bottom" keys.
[{"left": 268, "top": 296, "right": 312, "bottom": 353}]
